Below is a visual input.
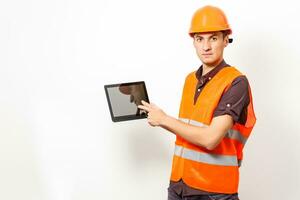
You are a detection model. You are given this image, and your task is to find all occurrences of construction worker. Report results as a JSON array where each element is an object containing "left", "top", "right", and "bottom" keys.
[{"left": 138, "top": 5, "right": 256, "bottom": 200}]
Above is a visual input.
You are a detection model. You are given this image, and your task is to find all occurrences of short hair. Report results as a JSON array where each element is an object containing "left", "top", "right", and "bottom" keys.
[{"left": 222, "top": 30, "right": 233, "bottom": 43}]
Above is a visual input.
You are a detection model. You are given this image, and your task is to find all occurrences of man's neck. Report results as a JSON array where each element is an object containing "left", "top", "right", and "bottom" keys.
[{"left": 202, "top": 59, "right": 223, "bottom": 76}]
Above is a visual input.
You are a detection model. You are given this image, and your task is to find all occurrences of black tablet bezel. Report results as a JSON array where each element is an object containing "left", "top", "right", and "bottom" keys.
[{"left": 104, "top": 81, "right": 150, "bottom": 122}]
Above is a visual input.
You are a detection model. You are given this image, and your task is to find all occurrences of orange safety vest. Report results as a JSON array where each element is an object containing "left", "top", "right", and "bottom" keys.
[{"left": 170, "top": 66, "right": 256, "bottom": 194}]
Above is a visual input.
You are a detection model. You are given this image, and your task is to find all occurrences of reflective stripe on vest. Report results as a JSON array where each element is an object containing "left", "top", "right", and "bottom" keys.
[
  {"left": 179, "top": 117, "right": 248, "bottom": 145},
  {"left": 174, "top": 145, "right": 238, "bottom": 166},
  {"left": 227, "top": 129, "right": 247, "bottom": 145}
]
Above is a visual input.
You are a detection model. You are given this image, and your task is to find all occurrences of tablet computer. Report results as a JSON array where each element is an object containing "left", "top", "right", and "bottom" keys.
[{"left": 104, "top": 81, "right": 149, "bottom": 122}]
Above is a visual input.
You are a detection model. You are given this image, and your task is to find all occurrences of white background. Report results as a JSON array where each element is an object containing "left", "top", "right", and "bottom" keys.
[{"left": 1, "top": 0, "right": 300, "bottom": 199}]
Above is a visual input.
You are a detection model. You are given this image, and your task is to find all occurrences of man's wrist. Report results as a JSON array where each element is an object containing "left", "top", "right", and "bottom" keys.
[{"left": 160, "top": 114, "right": 170, "bottom": 127}]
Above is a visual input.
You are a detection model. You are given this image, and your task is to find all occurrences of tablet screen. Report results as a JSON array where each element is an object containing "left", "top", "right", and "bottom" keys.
[{"left": 104, "top": 81, "right": 149, "bottom": 122}]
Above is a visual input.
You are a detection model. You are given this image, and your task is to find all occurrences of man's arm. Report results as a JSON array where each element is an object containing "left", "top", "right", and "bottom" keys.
[{"left": 138, "top": 101, "right": 233, "bottom": 150}]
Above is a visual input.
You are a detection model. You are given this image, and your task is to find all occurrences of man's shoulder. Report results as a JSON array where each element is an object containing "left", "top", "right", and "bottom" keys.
[
  {"left": 226, "top": 66, "right": 250, "bottom": 83},
  {"left": 185, "top": 70, "right": 197, "bottom": 81},
  {"left": 224, "top": 66, "right": 250, "bottom": 93},
  {"left": 222, "top": 66, "right": 242, "bottom": 74},
  {"left": 218, "top": 66, "right": 250, "bottom": 81}
]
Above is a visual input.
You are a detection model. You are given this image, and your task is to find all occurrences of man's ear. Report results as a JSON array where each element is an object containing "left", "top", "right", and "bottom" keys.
[{"left": 224, "top": 35, "right": 229, "bottom": 47}]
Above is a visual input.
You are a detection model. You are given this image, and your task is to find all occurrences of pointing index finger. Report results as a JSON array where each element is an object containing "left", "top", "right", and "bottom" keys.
[
  {"left": 138, "top": 105, "right": 150, "bottom": 112},
  {"left": 141, "top": 100, "right": 151, "bottom": 106}
]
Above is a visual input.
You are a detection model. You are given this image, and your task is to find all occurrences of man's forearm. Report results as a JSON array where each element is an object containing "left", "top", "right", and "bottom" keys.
[
  {"left": 160, "top": 115, "right": 212, "bottom": 149},
  {"left": 138, "top": 101, "right": 232, "bottom": 150}
]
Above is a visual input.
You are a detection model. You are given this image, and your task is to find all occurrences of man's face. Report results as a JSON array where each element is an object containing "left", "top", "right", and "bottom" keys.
[{"left": 193, "top": 31, "right": 228, "bottom": 66}]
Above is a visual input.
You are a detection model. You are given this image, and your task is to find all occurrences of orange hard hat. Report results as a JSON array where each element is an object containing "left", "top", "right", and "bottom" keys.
[{"left": 189, "top": 5, "right": 232, "bottom": 42}]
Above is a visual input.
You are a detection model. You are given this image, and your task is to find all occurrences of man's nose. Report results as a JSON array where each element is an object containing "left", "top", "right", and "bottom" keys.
[{"left": 202, "top": 40, "right": 211, "bottom": 51}]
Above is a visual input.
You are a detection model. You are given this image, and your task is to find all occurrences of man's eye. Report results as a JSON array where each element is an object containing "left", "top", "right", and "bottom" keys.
[
  {"left": 196, "top": 38, "right": 202, "bottom": 42},
  {"left": 211, "top": 37, "right": 218, "bottom": 41}
]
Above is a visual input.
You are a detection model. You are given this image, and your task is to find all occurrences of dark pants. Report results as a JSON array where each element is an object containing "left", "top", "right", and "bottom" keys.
[{"left": 168, "top": 187, "right": 240, "bottom": 200}]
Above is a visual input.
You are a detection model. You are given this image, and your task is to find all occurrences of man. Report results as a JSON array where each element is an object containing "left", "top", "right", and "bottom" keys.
[{"left": 138, "top": 5, "right": 256, "bottom": 200}]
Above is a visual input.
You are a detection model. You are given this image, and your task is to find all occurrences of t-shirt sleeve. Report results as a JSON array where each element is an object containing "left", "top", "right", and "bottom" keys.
[{"left": 213, "top": 76, "right": 250, "bottom": 124}]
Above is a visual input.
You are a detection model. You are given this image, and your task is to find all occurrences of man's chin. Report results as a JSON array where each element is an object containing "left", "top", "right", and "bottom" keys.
[
  {"left": 200, "top": 58, "right": 220, "bottom": 67},
  {"left": 202, "top": 60, "right": 215, "bottom": 66}
]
